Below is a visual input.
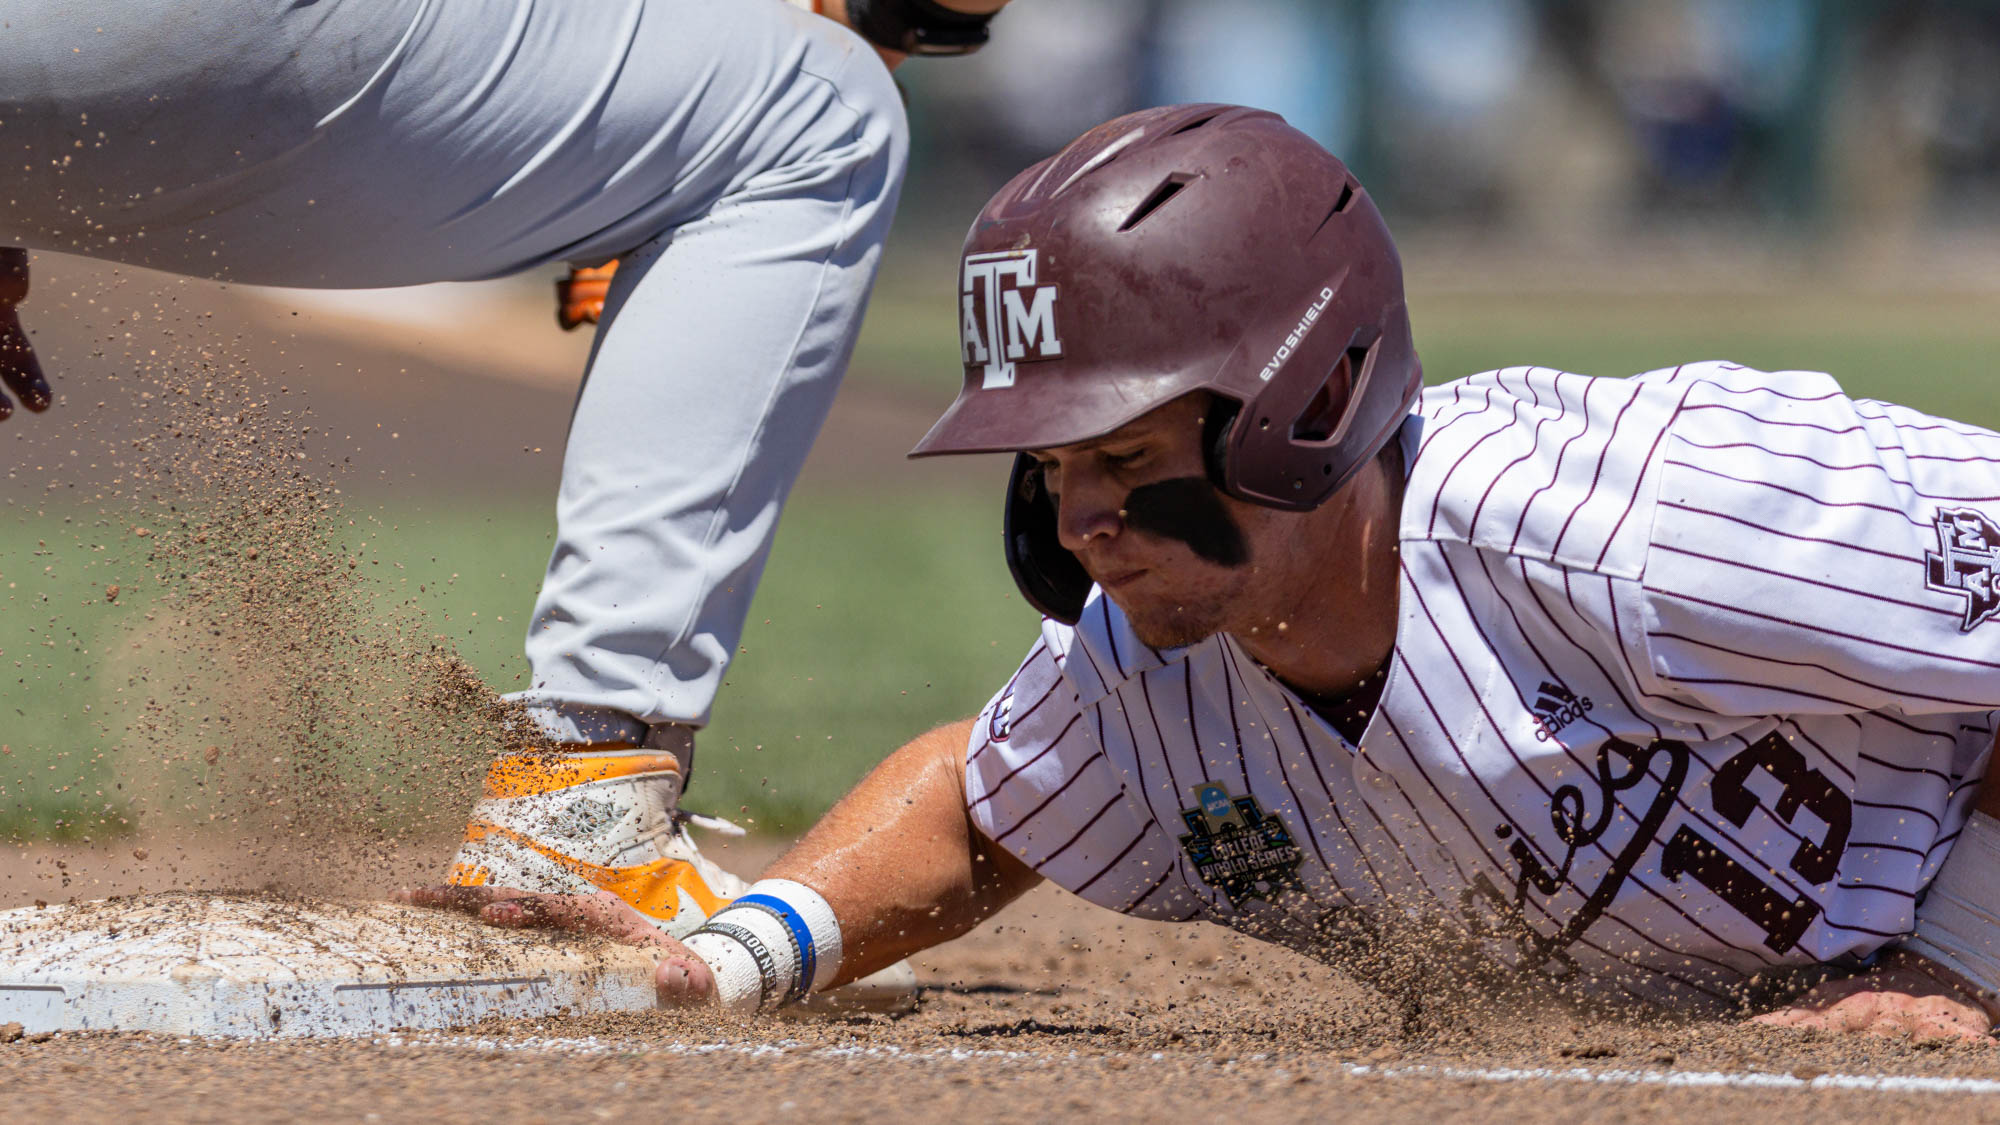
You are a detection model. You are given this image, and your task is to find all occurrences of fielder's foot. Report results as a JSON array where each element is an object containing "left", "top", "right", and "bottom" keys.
[
  {"left": 444, "top": 744, "right": 922, "bottom": 1014},
  {"left": 446, "top": 746, "right": 744, "bottom": 939}
]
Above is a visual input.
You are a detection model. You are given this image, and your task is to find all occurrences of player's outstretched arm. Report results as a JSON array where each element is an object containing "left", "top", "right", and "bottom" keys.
[
  {"left": 753, "top": 717, "right": 1043, "bottom": 990},
  {"left": 403, "top": 717, "right": 1040, "bottom": 1006}
]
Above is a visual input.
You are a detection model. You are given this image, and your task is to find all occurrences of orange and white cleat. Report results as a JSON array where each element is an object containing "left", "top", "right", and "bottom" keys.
[
  {"left": 446, "top": 745, "right": 747, "bottom": 939},
  {"left": 446, "top": 738, "right": 921, "bottom": 1012}
]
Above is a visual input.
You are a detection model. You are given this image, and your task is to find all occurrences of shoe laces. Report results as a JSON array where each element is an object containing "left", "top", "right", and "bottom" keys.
[{"left": 674, "top": 808, "right": 747, "bottom": 838}]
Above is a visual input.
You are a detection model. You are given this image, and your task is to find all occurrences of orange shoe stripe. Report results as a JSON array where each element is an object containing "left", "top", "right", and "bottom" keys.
[
  {"left": 459, "top": 821, "right": 729, "bottom": 921},
  {"left": 480, "top": 751, "right": 683, "bottom": 800},
  {"left": 444, "top": 861, "right": 491, "bottom": 887}
]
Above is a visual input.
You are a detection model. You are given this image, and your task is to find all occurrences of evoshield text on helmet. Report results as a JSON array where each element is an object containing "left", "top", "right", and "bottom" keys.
[{"left": 910, "top": 103, "right": 1421, "bottom": 622}]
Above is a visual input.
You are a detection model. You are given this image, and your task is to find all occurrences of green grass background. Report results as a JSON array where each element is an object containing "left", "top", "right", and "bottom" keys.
[
  {"left": 0, "top": 493, "right": 1035, "bottom": 839},
  {"left": 3, "top": 288, "right": 1996, "bottom": 840}
]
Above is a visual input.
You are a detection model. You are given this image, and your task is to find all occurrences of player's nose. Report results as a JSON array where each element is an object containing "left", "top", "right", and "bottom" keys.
[{"left": 1054, "top": 473, "right": 1124, "bottom": 553}]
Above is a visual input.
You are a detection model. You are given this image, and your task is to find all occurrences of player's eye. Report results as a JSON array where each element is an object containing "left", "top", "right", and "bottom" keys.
[{"left": 1104, "top": 447, "right": 1147, "bottom": 469}]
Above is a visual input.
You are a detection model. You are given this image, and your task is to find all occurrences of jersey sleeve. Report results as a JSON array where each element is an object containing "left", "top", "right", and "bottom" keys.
[
  {"left": 1624, "top": 364, "right": 2000, "bottom": 719},
  {"left": 964, "top": 620, "right": 1154, "bottom": 897}
]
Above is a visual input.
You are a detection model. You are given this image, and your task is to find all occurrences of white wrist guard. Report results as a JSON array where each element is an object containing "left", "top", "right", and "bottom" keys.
[
  {"left": 679, "top": 879, "right": 844, "bottom": 1011},
  {"left": 1902, "top": 811, "right": 2000, "bottom": 1009}
]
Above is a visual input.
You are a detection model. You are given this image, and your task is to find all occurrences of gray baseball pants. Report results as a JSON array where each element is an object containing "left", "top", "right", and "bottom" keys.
[{"left": 0, "top": 0, "right": 909, "bottom": 740}]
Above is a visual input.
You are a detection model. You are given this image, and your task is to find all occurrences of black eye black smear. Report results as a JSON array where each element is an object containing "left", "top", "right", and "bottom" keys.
[{"left": 1121, "top": 477, "right": 1248, "bottom": 567}]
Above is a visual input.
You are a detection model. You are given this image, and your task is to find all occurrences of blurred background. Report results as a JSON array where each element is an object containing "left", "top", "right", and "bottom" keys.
[
  {"left": 903, "top": 0, "right": 2000, "bottom": 274},
  {"left": 4, "top": 0, "right": 2000, "bottom": 873}
]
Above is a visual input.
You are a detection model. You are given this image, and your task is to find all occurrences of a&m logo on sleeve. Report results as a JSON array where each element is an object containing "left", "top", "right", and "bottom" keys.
[
  {"left": 961, "top": 249, "right": 1063, "bottom": 390},
  {"left": 1925, "top": 508, "right": 2000, "bottom": 631},
  {"left": 987, "top": 689, "right": 1016, "bottom": 743}
]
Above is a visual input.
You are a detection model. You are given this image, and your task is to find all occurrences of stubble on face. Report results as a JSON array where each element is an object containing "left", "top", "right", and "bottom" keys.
[
  {"left": 1120, "top": 581, "right": 1236, "bottom": 649},
  {"left": 1110, "top": 518, "right": 1269, "bottom": 649},
  {"left": 1112, "top": 498, "right": 1328, "bottom": 652}
]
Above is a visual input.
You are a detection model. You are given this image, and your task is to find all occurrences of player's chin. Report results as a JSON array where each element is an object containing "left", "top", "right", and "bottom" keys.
[{"left": 1117, "top": 595, "right": 1226, "bottom": 650}]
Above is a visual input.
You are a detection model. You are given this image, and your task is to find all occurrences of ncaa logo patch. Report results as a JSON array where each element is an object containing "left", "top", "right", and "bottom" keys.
[
  {"left": 1925, "top": 507, "right": 2000, "bottom": 631},
  {"left": 961, "top": 249, "right": 1063, "bottom": 390},
  {"left": 1175, "top": 785, "right": 1304, "bottom": 909}
]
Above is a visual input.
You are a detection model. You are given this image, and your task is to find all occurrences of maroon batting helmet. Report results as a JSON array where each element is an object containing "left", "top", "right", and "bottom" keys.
[{"left": 909, "top": 104, "right": 1421, "bottom": 620}]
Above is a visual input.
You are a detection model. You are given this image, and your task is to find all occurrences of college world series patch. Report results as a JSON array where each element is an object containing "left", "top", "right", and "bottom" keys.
[{"left": 1177, "top": 784, "right": 1305, "bottom": 908}]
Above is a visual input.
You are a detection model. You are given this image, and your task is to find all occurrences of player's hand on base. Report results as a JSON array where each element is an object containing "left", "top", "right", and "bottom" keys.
[
  {"left": 1751, "top": 951, "right": 1996, "bottom": 1042},
  {"left": 395, "top": 884, "right": 716, "bottom": 1006}
]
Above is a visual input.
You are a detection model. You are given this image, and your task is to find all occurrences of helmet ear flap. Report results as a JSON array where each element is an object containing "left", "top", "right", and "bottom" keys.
[
  {"left": 1003, "top": 454, "right": 1092, "bottom": 625},
  {"left": 1201, "top": 398, "right": 1242, "bottom": 496}
]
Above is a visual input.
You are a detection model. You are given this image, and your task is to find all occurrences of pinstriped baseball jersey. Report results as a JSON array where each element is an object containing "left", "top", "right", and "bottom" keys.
[{"left": 964, "top": 361, "right": 1999, "bottom": 1008}]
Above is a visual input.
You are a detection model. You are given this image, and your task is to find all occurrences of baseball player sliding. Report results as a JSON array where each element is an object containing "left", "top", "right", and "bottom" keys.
[
  {"left": 417, "top": 103, "right": 2000, "bottom": 1041},
  {"left": 0, "top": 0, "right": 1008, "bottom": 992}
]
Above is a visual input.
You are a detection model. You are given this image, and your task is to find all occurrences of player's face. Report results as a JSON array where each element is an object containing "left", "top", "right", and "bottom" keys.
[{"left": 1030, "top": 394, "right": 1285, "bottom": 648}]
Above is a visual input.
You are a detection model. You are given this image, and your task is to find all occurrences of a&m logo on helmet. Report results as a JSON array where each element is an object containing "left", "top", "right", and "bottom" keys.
[
  {"left": 1926, "top": 507, "right": 2000, "bottom": 631},
  {"left": 961, "top": 249, "right": 1063, "bottom": 390}
]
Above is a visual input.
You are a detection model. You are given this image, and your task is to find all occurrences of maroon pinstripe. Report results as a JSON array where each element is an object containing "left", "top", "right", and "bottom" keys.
[{"left": 957, "top": 363, "right": 1999, "bottom": 1010}]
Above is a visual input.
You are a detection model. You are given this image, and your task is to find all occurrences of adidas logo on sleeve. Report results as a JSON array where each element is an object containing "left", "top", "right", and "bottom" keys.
[{"left": 1530, "top": 681, "right": 1593, "bottom": 742}]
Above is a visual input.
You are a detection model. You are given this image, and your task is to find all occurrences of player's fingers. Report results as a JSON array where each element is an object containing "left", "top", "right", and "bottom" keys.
[
  {"left": 478, "top": 889, "right": 670, "bottom": 948},
  {"left": 394, "top": 884, "right": 514, "bottom": 915},
  {"left": 1754, "top": 985, "right": 1892, "bottom": 1033},
  {"left": 1754, "top": 1005, "right": 1871, "bottom": 1033},
  {"left": 1884, "top": 999, "right": 1993, "bottom": 1042},
  {"left": 1750, "top": 977, "right": 1871, "bottom": 1025},
  {"left": 1757, "top": 990, "right": 1992, "bottom": 1041},
  {"left": 476, "top": 890, "right": 620, "bottom": 932},
  {"left": 1828, "top": 992, "right": 1919, "bottom": 1034}
]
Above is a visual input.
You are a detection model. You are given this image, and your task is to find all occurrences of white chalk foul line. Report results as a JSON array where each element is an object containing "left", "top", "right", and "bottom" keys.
[
  {"left": 369, "top": 1033, "right": 2000, "bottom": 1095},
  {"left": 1355, "top": 1061, "right": 2000, "bottom": 1096}
]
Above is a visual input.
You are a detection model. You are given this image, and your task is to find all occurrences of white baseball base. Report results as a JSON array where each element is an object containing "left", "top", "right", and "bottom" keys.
[{"left": 0, "top": 893, "right": 660, "bottom": 1038}]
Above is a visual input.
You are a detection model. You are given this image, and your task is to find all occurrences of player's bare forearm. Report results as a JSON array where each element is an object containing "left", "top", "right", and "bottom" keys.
[
  {"left": 760, "top": 717, "right": 1042, "bottom": 987},
  {"left": 407, "top": 719, "right": 1040, "bottom": 1004}
]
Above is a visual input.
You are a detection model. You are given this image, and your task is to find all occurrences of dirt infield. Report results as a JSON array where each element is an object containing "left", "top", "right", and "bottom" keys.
[
  {"left": 0, "top": 889, "right": 1996, "bottom": 1123},
  {"left": 4, "top": 838, "right": 2000, "bottom": 1123}
]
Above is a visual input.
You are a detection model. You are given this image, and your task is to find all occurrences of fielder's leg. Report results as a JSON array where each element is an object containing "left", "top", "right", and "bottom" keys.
[
  {"left": 0, "top": 0, "right": 908, "bottom": 943},
  {"left": 447, "top": 28, "right": 909, "bottom": 939}
]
